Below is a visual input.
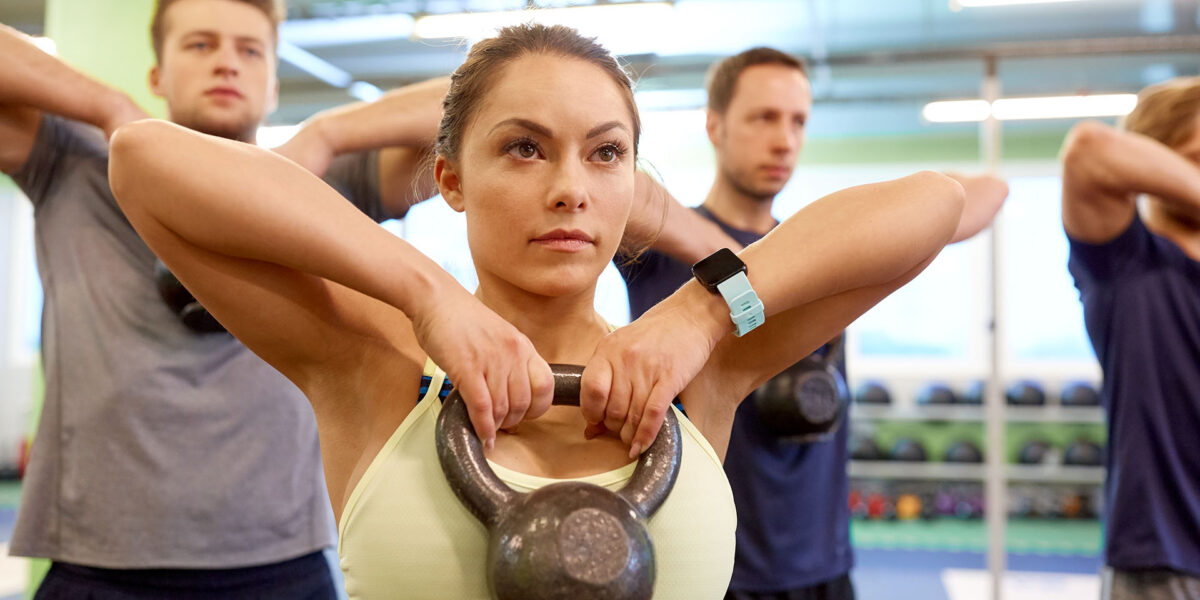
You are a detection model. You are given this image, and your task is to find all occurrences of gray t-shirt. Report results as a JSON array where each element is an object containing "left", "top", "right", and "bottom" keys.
[{"left": 9, "top": 114, "right": 386, "bottom": 568}]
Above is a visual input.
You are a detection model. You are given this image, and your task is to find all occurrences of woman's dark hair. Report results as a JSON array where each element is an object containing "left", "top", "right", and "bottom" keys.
[{"left": 435, "top": 23, "right": 641, "bottom": 162}]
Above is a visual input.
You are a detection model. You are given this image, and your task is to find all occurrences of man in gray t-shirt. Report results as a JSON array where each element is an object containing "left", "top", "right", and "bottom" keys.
[{"left": 0, "top": 1, "right": 444, "bottom": 596}]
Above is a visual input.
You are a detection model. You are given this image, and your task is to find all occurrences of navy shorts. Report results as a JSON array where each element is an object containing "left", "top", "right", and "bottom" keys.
[{"left": 34, "top": 550, "right": 337, "bottom": 600}]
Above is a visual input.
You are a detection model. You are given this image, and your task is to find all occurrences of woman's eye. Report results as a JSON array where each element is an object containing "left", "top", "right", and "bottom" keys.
[
  {"left": 509, "top": 141, "right": 538, "bottom": 159},
  {"left": 592, "top": 145, "right": 623, "bottom": 163}
]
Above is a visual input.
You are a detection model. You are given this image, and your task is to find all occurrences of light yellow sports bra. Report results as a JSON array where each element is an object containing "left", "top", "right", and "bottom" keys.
[{"left": 337, "top": 358, "right": 737, "bottom": 599}]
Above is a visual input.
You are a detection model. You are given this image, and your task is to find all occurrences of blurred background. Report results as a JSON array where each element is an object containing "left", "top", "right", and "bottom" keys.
[{"left": 2, "top": 0, "right": 1199, "bottom": 598}]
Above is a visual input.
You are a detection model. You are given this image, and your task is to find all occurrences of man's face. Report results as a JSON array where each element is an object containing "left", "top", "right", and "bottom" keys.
[
  {"left": 150, "top": 0, "right": 278, "bottom": 142},
  {"left": 708, "top": 64, "right": 812, "bottom": 202}
]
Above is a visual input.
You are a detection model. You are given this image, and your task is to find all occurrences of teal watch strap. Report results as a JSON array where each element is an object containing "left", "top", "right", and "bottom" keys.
[{"left": 715, "top": 272, "right": 765, "bottom": 337}]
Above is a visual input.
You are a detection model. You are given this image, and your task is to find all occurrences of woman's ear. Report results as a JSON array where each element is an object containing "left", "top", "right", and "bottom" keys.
[{"left": 435, "top": 155, "right": 466, "bottom": 213}]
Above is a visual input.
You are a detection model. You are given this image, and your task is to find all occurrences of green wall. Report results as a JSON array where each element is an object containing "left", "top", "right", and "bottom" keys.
[
  {"left": 803, "top": 129, "right": 1071, "bottom": 165},
  {"left": 44, "top": 0, "right": 164, "bottom": 118}
]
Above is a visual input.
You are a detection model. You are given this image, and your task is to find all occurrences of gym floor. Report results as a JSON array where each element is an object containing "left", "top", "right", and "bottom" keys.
[{"left": 0, "top": 480, "right": 1103, "bottom": 600}]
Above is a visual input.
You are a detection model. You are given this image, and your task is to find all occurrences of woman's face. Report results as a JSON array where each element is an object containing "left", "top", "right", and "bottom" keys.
[{"left": 439, "top": 53, "right": 637, "bottom": 300}]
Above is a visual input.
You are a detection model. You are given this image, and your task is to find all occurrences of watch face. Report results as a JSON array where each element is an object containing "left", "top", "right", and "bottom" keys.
[{"left": 692, "top": 248, "right": 746, "bottom": 287}]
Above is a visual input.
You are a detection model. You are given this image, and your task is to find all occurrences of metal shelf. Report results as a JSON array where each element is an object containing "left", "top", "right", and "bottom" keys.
[
  {"left": 848, "top": 460, "right": 1105, "bottom": 485},
  {"left": 851, "top": 404, "right": 1104, "bottom": 424}
]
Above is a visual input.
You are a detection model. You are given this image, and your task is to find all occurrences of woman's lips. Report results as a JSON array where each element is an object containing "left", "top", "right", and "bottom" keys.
[{"left": 531, "top": 229, "right": 594, "bottom": 252}]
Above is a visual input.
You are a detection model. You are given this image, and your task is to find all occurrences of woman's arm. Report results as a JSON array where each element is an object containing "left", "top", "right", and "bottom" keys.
[
  {"left": 582, "top": 171, "right": 964, "bottom": 456},
  {"left": 1060, "top": 120, "right": 1200, "bottom": 242},
  {"left": 110, "top": 119, "right": 552, "bottom": 448},
  {"left": 946, "top": 172, "right": 1009, "bottom": 243}
]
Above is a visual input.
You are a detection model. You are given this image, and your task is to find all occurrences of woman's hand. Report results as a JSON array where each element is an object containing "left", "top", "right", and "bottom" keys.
[
  {"left": 411, "top": 288, "right": 555, "bottom": 450},
  {"left": 581, "top": 282, "right": 729, "bottom": 457}
]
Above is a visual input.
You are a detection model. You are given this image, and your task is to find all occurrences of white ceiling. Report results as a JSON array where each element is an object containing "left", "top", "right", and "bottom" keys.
[{"left": 5, "top": 0, "right": 1200, "bottom": 135}]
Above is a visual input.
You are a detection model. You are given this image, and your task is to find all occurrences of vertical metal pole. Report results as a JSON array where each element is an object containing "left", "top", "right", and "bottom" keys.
[{"left": 980, "top": 55, "right": 1007, "bottom": 600}]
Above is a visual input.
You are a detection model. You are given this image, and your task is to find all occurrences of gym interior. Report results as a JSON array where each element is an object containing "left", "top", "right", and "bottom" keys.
[{"left": 1, "top": 1, "right": 1198, "bottom": 599}]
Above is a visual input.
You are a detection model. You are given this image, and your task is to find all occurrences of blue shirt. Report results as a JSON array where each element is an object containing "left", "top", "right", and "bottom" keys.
[
  {"left": 618, "top": 206, "right": 853, "bottom": 591},
  {"left": 1068, "top": 214, "right": 1200, "bottom": 575}
]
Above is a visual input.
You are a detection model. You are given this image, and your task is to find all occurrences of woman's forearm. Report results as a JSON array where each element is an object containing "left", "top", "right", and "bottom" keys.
[
  {"left": 109, "top": 119, "right": 457, "bottom": 320},
  {"left": 742, "top": 170, "right": 962, "bottom": 316}
]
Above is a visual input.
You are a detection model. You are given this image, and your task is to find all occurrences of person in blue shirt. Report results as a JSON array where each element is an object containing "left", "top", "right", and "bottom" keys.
[
  {"left": 1060, "top": 78, "right": 1200, "bottom": 600},
  {"left": 619, "top": 47, "right": 1008, "bottom": 600}
]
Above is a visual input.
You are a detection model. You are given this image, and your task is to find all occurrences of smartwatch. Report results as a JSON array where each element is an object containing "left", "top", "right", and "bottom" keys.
[{"left": 691, "top": 248, "right": 765, "bottom": 337}]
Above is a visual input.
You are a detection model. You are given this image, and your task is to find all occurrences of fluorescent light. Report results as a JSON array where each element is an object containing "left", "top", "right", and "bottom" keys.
[
  {"left": 32, "top": 36, "right": 56, "bottom": 55},
  {"left": 277, "top": 41, "right": 353, "bottom": 88},
  {"left": 952, "top": 0, "right": 1086, "bottom": 7},
  {"left": 992, "top": 94, "right": 1137, "bottom": 120},
  {"left": 414, "top": 3, "right": 673, "bottom": 55},
  {"left": 923, "top": 99, "right": 991, "bottom": 123},
  {"left": 922, "top": 94, "right": 1137, "bottom": 122},
  {"left": 348, "top": 81, "right": 384, "bottom": 102},
  {"left": 281, "top": 14, "right": 415, "bottom": 48},
  {"left": 256, "top": 125, "right": 299, "bottom": 148}
]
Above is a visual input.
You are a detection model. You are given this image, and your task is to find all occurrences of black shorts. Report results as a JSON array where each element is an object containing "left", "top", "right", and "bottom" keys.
[
  {"left": 34, "top": 550, "right": 337, "bottom": 600},
  {"left": 726, "top": 573, "right": 856, "bottom": 600}
]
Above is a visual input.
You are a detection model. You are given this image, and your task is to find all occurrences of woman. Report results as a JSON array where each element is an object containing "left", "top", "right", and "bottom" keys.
[{"left": 109, "top": 24, "right": 963, "bottom": 599}]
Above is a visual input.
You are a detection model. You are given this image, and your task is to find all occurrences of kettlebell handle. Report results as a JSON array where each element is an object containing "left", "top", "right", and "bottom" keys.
[
  {"left": 436, "top": 363, "right": 683, "bottom": 527},
  {"left": 820, "top": 333, "right": 845, "bottom": 367}
]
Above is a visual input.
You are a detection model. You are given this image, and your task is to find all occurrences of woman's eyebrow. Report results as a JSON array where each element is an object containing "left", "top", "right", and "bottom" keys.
[
  {"left": 490, "top": 118, "right": 553, "bottom": 138},
  {"left": 587, "top": 121, "right": 629, "bottom": 139}
]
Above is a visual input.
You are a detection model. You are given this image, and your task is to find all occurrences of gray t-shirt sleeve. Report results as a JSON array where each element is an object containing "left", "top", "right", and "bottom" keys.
[
  {"left": 11, "top": 114, "right": 108, "bottom": 208},
  {"left": 322, "top": 149, "right": 390, "bottom": 223}
]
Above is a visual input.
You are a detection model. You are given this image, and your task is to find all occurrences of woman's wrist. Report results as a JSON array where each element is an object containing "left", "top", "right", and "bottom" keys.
[
  {"left": 664, "top": 279, "right": 734, "bottom": 349},
  {"left": 399, "top": 255, "right": 468, "bottom": 322}
]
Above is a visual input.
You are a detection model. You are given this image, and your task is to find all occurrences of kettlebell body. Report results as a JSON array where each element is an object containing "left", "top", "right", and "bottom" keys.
[
  {"left": 490, "top": 483, "right": 655, "bottom": 600},
  {"left": 437, "top": 364, "right": 682, "bottom": 600},
  {"left": 154, "top": 259, "right": 227, "bottom": 334},
  {"left": 753, "top": 334, "right": 848, "bottom": 441}
]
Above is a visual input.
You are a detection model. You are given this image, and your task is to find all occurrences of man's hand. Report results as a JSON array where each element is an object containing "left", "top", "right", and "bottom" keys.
[
  {"left": 272, "top": 121, "right": 335, "bottom": 177},
  {"left": 100, "top": 95, "right": 148, "bottom": 141}
]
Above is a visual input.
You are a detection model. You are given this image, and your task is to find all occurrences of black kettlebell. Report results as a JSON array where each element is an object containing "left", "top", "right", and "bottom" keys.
[
  {"left": 944, "top": 440, "right": 984, "bottom": 463},
  {"left": 436, "top": 364, "right": 682, "bottom": 600},
  {"left": 753, "top": 334, "right": 848, "bottom": 441},
  {"left": 891, "top": 437, "right": 928, "bottom": 462},
  {"left": 849, "top": 433, "right": 886, "bottom": 461},
  {"left": 1017, "top": 439, "right": 1053, "bottom": 465},
  {"left": 1006, "top": 380, "right": 1046, "bottom": 406},
  {"left": 1060, "top": 381, "right": 1100, "bottom": 407},
  {"left": 916, "top": 383, "right": 958, "bottom": 405},
  {"left": 854, "top": 381, "right": 892, "bottom": 405},
  {"left": 1063, "top": 439, "right": 1104, "bottom": 467},
  {"left": 154, "top": 259, "right": 226, "bottom": 334}
]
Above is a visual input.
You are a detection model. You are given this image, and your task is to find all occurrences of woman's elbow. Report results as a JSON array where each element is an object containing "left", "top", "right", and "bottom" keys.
[
  {"left": 909, "top": 170, "right": 966, "bottom": 242},
  {"left": 108, "top": 119, "right": 170, "bottom": 207}
]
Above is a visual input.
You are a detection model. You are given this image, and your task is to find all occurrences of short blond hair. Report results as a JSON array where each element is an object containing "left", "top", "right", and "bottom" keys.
[{"left": 1122, "top": 77, "right": 1200, "bottom": 149}]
